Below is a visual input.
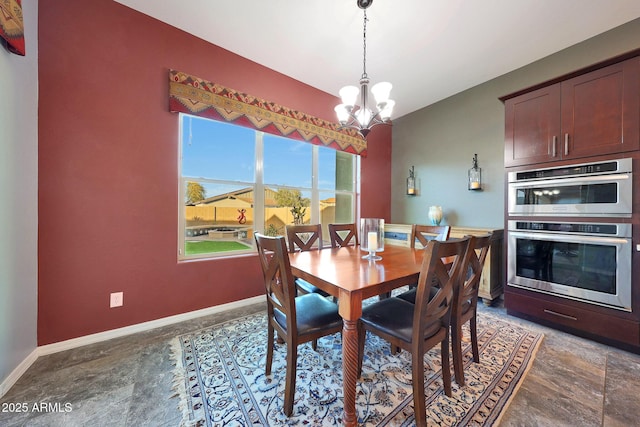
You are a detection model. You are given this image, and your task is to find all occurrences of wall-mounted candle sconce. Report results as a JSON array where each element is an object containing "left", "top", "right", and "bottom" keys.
[
  {"left": 468, "top": 154, "right": 482, "bottom": 191},
  {"left": 407, "top": 166, "right": 416, "bottom": 195}
]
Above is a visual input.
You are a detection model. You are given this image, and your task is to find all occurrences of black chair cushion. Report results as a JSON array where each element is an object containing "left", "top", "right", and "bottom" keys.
[
  {"left": 396, "top": 285, "right": 440, "bottom": 304},
  {"left": 360, "top": 297, "right": 441, "bottom": 344},
  {"left": 398, "top": 286, "right": 470, "bottom": 314},
  {"left": 295, "top": 278, "right": 331, "bottom": 298},
  {"left": 396, "top": 288, "right": 417, "bottom": 303},
  {"left": 274, "top": 293, "right": 342, "bottom": 335},
  {"left": 397, "top": 288, "right": 471, "bottom": 320}
]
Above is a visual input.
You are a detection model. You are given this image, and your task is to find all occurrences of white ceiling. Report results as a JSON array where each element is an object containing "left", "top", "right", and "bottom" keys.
[{"left": 115, "top": 0, "right": 640, "bottom": 119}]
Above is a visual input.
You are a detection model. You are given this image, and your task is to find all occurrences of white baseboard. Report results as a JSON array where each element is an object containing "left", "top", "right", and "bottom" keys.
[
  {"left": 38, "top": 295, "right": 264, "bottom": 356},
  {"left": 0, "top": 296, "right": 264, "bottom": 398},
  {"left": 0, "top": 348, "right": 39, "bottom": 399}
]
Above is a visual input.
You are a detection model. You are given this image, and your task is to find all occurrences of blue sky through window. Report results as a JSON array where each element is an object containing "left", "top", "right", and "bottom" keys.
[
  {"left": 182, "top": 115, "right": 338, "bottom": 199},
  {"left": 182, "top": 116, "right": 255, "bottom": 182}
]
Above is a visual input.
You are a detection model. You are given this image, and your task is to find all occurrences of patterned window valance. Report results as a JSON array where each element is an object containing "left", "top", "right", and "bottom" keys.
[
  {"left": 0, "top": 0, "right": 25, "bottom": 56},
  {"left": 169, "top": 70, "right": 367, "bottom": 156}
]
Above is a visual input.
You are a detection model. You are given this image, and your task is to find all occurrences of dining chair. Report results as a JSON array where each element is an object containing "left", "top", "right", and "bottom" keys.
[
  {"left": 388, "top": 224, "right": 452, "bottom": 301},
  {"left": 410, "top": 224, "right": 451, "bottom": 248},
  {"left": 254, "top": 233, "right": 343, "bottom": 417},
  {"left": 357, "top": 237, "right": 472, "bottom": 427},
  {"left": 450, "top": 233, "right": 492, "bottom": 386},
  {"left": 285, "top": 224, "right": 332, "bottom": 298},
  {"left": 328, "top": 223, "right": 358, "bottom": 248}
]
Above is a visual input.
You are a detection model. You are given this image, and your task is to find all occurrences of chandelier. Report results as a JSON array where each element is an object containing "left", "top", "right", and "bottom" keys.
[{"left": 334, "top": 0, "right": 395, "bottom": 138}]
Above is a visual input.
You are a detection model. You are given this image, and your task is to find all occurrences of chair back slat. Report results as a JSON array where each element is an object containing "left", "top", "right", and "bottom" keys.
[
  {"left": 286, "top": 224, "right": 323, "bottom": 252},
  {"left": 456, "top": 233, "right": 492, "bottom": 310},
  {"left": 328, "top": 223, "right": 358, "bottom": 248},
  {"left": 412, "top": 237, "right": 472, "bottom": 341},
  {"left": 410, "top": 224, "right": 451, "bottom": 248},
  {"left": 254, "top": 233, "right": 297, "bottom": 327}
]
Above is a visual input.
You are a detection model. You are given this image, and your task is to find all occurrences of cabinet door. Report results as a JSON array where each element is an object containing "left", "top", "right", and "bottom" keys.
[
  {"left": 504, "top": 84, "right": 562, "bottom": 167},
  {"left": 561, "top": 57, "right": 640, "bottom": 160}
]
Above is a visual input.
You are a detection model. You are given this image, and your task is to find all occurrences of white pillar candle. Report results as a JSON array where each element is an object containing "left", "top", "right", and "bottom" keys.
[{"left": 368, "top": 231, "right": 378, "bottom": 251}]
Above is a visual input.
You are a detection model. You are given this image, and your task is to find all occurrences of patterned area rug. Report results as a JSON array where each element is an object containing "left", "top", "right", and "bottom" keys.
[{"left": 171, "top": 310, "right": 543, "bottom": 426}]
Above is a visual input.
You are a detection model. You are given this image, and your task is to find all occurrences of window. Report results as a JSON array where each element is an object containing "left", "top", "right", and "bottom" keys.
[{"left": 179, "top": 114, "right": 359, "bottom": 259}]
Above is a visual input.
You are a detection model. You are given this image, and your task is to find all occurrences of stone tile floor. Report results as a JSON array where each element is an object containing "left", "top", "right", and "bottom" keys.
[{"left": 1, "top": 297, "right": 639, "bottom": 426}]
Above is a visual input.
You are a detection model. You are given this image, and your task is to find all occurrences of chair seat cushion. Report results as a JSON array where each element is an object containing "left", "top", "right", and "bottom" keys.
[
  {"left": 399, "top": 287, "right": 472, "bottom": 318},
  {"left": 361, "top": 297, "right": 441, "bottom": 344},
  {"left": 396, "top": 285, "right": 439, "bottom": 304},
  {"left": 396, "top": 288, "right": 417, "bottom": 303},
  {"left": 275, "top": 293, "right": 342, "bottom": 335},
  {"left": 295, "top": 278, "right": 331, "bottom": 298}
]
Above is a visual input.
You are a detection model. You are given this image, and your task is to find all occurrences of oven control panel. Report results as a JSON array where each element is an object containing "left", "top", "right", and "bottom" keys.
[{"left": 509, "top": 220, "right": 631, "bottom": 238}]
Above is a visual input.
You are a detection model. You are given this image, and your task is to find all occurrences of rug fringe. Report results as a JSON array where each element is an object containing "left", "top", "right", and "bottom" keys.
[{"left": 169, "top": 337, "right": 199, "bottom": 427}]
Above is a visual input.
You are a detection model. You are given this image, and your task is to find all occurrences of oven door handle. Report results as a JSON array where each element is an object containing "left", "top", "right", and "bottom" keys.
[
  {"left": 509, "top": 172, "right": 631, "bottom": 188},
  {"left": 509, "top": 231, "right": 631, "bottom": 246}
]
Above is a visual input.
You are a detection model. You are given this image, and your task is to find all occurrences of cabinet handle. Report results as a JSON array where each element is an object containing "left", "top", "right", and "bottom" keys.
[
  {"left": 551, "top": 135, "right": 557, "bottom": 157},
  {"left": 544, "top": 309, "right": 577, "bottom": 321},
  {"left": 564, "top": 133, "right": 569, "bottom": 156}
]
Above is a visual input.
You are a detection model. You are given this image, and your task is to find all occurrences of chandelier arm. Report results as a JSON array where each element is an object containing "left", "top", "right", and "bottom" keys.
[
  {"left": 366, "top": 114, "right": 388, "bottom": 128},
  {"left": 336, "top": 120, "right": 391, "bottom": 137},
  {"left": 338, "top": 110, "right": 390, "bottom": 133}
]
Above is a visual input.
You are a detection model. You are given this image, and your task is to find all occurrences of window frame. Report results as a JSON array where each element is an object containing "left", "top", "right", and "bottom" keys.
[{"left": 178, "top": 114, "right": 360, "bottom": 261}]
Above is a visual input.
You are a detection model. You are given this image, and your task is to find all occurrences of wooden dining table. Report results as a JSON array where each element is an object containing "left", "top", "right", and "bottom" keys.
[{"left": 289, "top": 244, "right": 424, "bottom": 426}]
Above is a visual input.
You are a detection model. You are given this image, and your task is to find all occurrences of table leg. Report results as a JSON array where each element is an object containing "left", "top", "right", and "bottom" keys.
[{"left": 342, "top": 318, "right": 359, "bottom": 426}]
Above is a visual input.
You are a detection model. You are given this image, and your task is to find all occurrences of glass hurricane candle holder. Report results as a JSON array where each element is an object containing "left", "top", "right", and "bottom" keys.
[{"left": 360, "top": 218, "right": 384, "bottom": 260}]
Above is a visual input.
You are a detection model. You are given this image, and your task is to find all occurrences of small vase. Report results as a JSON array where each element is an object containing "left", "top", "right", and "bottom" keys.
[{"left": 428, "top": 206, "right": 443, "bottom": 225}]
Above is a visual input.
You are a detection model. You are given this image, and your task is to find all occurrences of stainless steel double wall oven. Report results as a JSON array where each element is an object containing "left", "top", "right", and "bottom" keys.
[{"left": 507, "top": 158, "right": 633, "bottom": 311}]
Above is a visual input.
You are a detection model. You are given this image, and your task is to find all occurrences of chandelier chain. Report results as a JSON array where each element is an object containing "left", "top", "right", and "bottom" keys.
[{"left": 362, "top": 9, "right": 368, "bottom": 78}]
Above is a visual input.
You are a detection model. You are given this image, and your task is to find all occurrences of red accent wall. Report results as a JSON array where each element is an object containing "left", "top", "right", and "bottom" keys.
[
  {"left": 360, "top": 125, "right": 393, "bottom": 218},
  {"left": 37, "top": 0, "right": 391, "bottom": 345}
]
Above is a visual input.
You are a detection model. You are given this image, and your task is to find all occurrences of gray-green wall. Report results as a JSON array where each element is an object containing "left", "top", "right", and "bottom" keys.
[
  {"left": 0, "top": 1, "right": 38, "bottom": 394},
  {"left": 392, "top": 17, "right": 640, "bottom": 228}
]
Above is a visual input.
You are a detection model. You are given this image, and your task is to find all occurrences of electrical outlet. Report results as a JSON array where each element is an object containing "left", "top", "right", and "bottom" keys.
[{"left": 110, "top": 292, "right": 123, "bottom": 308}]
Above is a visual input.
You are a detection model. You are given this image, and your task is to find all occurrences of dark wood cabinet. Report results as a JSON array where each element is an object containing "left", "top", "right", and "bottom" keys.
[
  {"left": 502, "top": 51, "right": 640, "bottom": 354},
  {"left": 504, "top": 84, "right": 561, "bottom": 166},
  {"left": 505, "top": 289, "right": 640, "bottom": 349},
  {"left": 504, "top": 57, "right": 640, "bottom": 167}
]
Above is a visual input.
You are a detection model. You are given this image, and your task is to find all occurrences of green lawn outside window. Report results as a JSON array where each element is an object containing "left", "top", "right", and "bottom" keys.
[{"left": 185, "top": 240, "right": 252, "bottom": 255}]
